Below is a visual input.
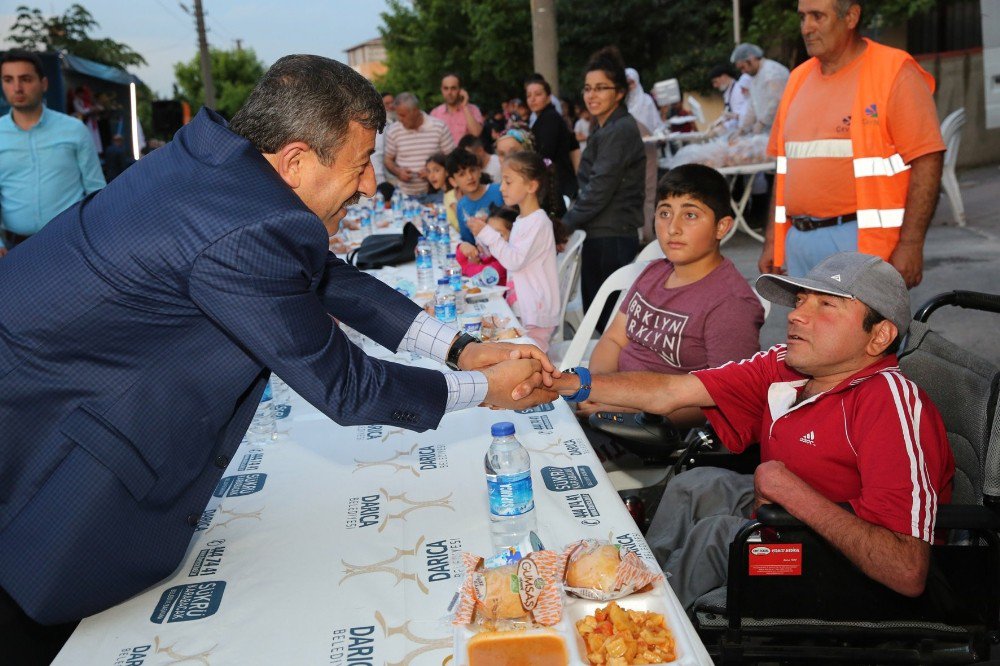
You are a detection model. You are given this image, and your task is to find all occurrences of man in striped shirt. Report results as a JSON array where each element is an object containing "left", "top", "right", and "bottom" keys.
[
  {"left": 553, "top": 252, "right": 953, "bottom": 608},
  {"left": 383, "top": 92, "right": 455, "bottom": 198}
]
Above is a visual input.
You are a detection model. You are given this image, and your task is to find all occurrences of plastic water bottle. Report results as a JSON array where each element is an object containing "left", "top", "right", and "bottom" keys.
[
  {"left": 484, "top": 422, "right": 536, "bottom": 553},
  {"left": 446, "top": 253, "right": 462, "bottom": 291},
  {"left": 271, "top": 376, "right": 291, "bottom": 420},
  {"left": 434, "top": 277, "right": 457, "bottom": 322},
  {"left": 247, "top": 382, "right": 276, "bottom": 445},
  {"left": 391, "top": 190, "right": 401, "bottom": 219},
  {"left": 415, "top": 239, "right": 435, "bottom": 291},
  {"left": 374, "top": 190, "right": 385, "bottom": 217},
  {"left": 435, "top": 222, "right": 451, "bottom": 267},
  {"left": 360, "top": 207, "right": 373, "bottom": 238}
]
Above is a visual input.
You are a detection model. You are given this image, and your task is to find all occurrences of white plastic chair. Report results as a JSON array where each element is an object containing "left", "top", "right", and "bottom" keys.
[
  {"left": 939, "top": 107, "right": 967, "bottom": 226},
  {"left": 549, "top": 260, "right": 652, "bottom": 367},
  {"left": 553, "top": 229, "right": 586, "bottom": 344},
  {"left": 635, "top": 239, "right": 665, "bottom": 261},
  {"left": 686, "top": 94, "right": 705, "bottom": 126}
]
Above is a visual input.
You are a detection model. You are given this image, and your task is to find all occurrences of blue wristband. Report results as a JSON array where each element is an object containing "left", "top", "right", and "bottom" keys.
[{"left": 562, "top": 366, "right": 592, "bottom": 403}]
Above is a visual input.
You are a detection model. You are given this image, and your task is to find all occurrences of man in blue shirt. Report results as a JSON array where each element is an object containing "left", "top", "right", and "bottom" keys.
[{"left": 0, "top": 51, "right": 105, "bottom": 256}]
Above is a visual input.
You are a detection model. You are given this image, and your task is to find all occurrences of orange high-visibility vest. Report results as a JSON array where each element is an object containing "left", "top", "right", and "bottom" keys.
[{"left": 771, "top": 39, "right": 935, "bottom": 266}]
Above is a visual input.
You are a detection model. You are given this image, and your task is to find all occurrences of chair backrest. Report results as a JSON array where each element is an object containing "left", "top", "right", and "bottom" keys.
[
  {"left": 635, "top": 239, "right": 665, "bottom": 261},
  {"left": 898, "top": 320, "right": 1000, "bottom": 505},
  {"left": 940, "top": 107, "right": 966, "bottom": 168},
  {"left": 560, "top": 260, "right": 652, "bottom": 368},
  {"left": 554, "top": 229, "right": 586, "bottom": 343},
  {"left": 686, "top": 94, "right": 705, "bottom": 125}
]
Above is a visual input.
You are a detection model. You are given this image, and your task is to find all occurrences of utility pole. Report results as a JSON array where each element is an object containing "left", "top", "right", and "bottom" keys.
[
  {"left": 530, "top": 0, "right": 559, "bottom": 96},
  {"left": 193, "top": 0, "right": 216, "bottom": 109},
  {"left": 234, "top": 38, "right": 243, "bottom": 52}
]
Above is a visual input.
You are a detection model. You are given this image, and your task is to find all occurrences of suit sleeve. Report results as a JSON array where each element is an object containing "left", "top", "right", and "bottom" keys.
[{"left": 189, "top": 219, "right": 447, "bottom": 431}]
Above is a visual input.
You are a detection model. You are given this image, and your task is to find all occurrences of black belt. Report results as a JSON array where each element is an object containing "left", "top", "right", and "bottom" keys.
[{"left": 790, "top": 214, "right": 857, "bottom": 232}]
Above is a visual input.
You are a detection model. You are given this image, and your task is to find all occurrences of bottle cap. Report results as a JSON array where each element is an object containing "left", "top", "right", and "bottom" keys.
[
  {"left": 491, "top": 421, "right": 515, "bottom": 437},
  {"left": 437, "top": 277, "right": 450, "bottom": 285},
  {"left": 447, "top": 253, "right": 456, "bottom": 259}
]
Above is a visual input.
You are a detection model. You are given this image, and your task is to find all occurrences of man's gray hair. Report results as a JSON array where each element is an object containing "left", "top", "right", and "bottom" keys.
[
  {"left": 394, "top": 92, "right": 420, "bottom": 110},
  {"left": 730, "top": 43, "right": 764, "bottom": 63},
  {"left": 835, "top": 0, "right": 860, "bottom": 18},
  {"left": 229, "top": 54, "right": 385, "bottom": 165}
]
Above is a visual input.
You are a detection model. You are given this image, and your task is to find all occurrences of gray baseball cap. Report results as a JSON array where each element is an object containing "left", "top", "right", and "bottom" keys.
[{"left": 755, "top": 252, "right": 911, "bottom": 334}]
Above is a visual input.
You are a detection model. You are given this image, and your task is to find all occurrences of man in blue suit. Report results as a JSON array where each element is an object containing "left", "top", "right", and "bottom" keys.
[{"left": 0, "top": 55, "right": 557, "bottom": 655}]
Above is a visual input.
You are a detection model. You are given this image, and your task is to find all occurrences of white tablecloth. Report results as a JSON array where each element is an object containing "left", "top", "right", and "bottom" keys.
[{"left": 54, "top": 226, "right": 712, "bottom": 666}]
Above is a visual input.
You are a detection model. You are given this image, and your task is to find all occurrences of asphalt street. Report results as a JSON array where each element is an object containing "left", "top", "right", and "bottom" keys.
[{"left": 724, "top": 162, "right": 1000, "bottom": 365}]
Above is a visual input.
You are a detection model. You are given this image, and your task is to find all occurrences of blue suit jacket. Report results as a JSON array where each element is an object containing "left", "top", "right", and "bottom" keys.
[{"left": 0, "top": 109, "right": 448, "bottom": 624}]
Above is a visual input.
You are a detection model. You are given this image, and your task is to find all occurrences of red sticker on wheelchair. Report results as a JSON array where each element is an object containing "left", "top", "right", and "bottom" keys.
[{"left": 747, "top": 544, "right": 802, "bottom": 576}]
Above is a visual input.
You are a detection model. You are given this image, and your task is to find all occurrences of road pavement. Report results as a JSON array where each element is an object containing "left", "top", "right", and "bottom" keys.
[{"left": 723, "top": 162, "right": 1000, "bottom": 365}]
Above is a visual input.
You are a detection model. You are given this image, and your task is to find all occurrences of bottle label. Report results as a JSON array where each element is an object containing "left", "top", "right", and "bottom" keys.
[
  {"left": 434, "top": 302, "right": 457, "bottom": 322},
  {"left": 449, "top": 274, "right": 461, "bottom": 290},
  {"left": 416, "top": 254, "right": 433, "bottom": 269},
  {"left": 488, "top": 471, "right": 534, "bottom": 517}
]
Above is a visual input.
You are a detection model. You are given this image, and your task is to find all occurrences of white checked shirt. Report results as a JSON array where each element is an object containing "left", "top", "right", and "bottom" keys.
[{"left": 398, "top": 312, "right": 488, "bottom": 411}]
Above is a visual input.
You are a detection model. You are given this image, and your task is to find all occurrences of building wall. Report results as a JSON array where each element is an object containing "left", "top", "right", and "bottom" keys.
[{"left": 917, "top": 50, "right": 1000, "bottom": 168}]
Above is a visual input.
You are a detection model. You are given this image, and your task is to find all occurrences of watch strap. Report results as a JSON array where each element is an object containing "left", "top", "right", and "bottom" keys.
[{"left": 446, "top": 332, "right": 480, "bottom": 370}]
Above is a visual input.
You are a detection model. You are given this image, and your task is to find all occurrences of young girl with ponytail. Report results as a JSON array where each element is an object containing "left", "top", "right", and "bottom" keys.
[{"left": 466, "top": 152, "right": 567, "bottom": 351}]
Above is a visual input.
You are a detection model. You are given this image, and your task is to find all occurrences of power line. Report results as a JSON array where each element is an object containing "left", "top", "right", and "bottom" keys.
[{"left": 147, "top": 0, "right": 190, "bottom": 29}]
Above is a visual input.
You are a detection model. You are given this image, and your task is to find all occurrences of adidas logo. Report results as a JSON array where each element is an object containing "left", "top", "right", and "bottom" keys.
[
  {"left": 830, "top": 274, "right": 841, "bottom": 282},
  {"left": 799, "top": 431, "right": 816, "bottom": 446}
]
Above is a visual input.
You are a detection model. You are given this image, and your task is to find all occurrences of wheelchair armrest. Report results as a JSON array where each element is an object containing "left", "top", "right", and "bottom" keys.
[
  {"left": 935, "top": 504, "right": 1000, "bottom": 532},
  {"left": 755, "top": 504, "right": 801, "bottom": 528}
]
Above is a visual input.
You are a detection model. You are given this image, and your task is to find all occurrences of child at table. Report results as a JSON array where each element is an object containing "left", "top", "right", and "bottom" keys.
[
  {"left": 447, "top": 148, "right": 504, "bottom": 244},
  {"left": 467, "top": 152, "right": 565, "bottom": 351},
  {"left": 576, "top": 163, "right": 764, "bottom": 427},
  {"left": 456, "top": 206, "right": 511, "bottom": 286},
  {"left": 423, "top": 154, "right": 459, "bottom": 235}
]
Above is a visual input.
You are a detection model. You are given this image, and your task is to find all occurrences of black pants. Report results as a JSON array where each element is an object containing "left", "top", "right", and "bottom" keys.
[
  {"left": 581, "top": 235, "right": 640, "bottom": 333},
  {"left": 1, "top": 229, "right": 30, "bottom": 250},
  {"left": 0, "top": 588, "right": 77, "bottom": 665}
]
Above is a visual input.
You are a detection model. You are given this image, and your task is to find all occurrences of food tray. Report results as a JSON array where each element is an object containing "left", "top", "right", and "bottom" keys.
[{"left": 453, "top": 580, "right": 703, "bottom": 666}]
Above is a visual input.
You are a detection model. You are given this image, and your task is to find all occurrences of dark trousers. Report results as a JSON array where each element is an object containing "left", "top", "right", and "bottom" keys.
[
  {"left": 1, "top": 229, "right": 30, "bottom": 250},
  {"left": 0, "top": 588, "right": 77, "bottom": 665},
  {"left": 581, "top": 235, "right": 640, "bottom": 332}
]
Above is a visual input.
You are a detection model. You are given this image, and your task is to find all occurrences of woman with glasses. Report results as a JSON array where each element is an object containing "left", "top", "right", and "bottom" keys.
[{"left": 563, "top": 46, "right": 646, "bottom": 332}]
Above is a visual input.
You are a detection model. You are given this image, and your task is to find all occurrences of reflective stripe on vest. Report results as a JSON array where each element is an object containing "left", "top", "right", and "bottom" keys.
[
  {"left": 852, "top": 154, "right": 909, "bottom": 178},
  {"left": 857, "top": 208, "right": 904, "bottom": 228}
]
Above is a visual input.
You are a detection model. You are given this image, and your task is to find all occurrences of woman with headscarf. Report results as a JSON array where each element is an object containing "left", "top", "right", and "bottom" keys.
[
  {"left": 563, "top": 47, "right": 645, "bottom": 332},
  {"left": 625, "top": 67, "right": 661, "bottom": 242}
]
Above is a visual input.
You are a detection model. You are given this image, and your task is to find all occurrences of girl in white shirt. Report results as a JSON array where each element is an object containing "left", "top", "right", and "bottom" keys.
[{"left": 467, "top": 152, "right": 563, "bottom": 351}]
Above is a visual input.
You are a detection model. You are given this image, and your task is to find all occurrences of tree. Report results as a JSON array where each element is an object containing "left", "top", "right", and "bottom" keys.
[
  {"left": 378, "top": 0, "right": 533, "bottom": 111},
  {"left": 745, "top": 0, "right": 937, "bottom": 67},
  {"left": 174, "top": 48, "right": 266, "bottom": 119},
  {"left": 8, "top": 4, "right": 147, "bottom": 69}
]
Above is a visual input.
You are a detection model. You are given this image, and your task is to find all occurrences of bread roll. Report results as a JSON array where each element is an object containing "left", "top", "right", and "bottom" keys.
[
  {"left": 565, "top": 544, "right": 620, "bottom": 592},
  {"left": 474, "top": 565, "right": 526, "bottom": 620}
]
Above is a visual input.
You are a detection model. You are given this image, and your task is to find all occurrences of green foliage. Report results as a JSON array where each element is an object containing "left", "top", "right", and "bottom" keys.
[
  {"left": 745, "top": 0, "right": 938, "bottom": 65},
  {"left": 378, "top": 0, "right": 736, "bottom": 109},
  {"left": 377, "top": 0, "right": 943, "bottom": 108},
  {"left": 377, "top": 0, "right": 532, "bottom": 110},
  {"left": 8, "top": 4, "right": 147, "bottom": 69},
  {"left": 174, "top": 48, "right": 266, "bottom": 119}
]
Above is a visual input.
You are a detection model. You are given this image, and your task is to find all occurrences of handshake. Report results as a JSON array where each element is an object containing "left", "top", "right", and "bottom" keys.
[{"left": 454, "top": 341, "right": 567, "bottom": 411}]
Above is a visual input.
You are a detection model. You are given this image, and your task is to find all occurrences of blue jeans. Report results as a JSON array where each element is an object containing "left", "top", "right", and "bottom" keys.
[{"left": 784, "top": 220, "right": 859, "bottom": 277}]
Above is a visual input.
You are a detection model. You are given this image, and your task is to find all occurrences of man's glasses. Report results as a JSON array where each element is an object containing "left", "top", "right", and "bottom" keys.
[{"left": 582, "top": 85, "right": 617, "bottom": 95}]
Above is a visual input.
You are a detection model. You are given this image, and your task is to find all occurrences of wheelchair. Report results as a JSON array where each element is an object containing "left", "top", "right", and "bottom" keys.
[{"left": 589, "top": 290, "right": 1000, "bottom": 663}]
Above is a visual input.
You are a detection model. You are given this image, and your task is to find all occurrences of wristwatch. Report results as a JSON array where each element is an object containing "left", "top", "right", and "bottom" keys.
[{"left": 446, "top": 332, "right": 480, "bottom": 370}]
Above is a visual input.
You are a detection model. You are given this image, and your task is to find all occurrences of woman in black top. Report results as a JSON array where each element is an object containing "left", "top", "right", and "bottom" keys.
[
  {"left": 525, "top": 74, "right": 580, "bottom": 200},
  {"left": 562, "top": 47, "right": 646, "bottom": 331}
]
